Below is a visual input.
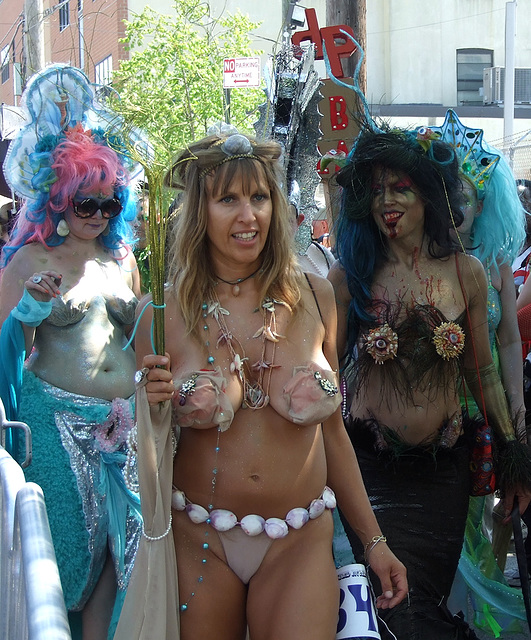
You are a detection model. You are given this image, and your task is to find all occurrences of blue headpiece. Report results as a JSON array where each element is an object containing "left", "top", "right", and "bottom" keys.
[
  {"left": 430, "top": 109, "right": 500, "bottom": 199},
  {"left": 3, "top": 63, "right": 147, "bottom": 201}
]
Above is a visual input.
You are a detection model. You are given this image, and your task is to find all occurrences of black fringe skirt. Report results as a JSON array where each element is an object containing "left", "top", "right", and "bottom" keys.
[{"left": 340, "top": 416, "right": 478, "bottom": 640}]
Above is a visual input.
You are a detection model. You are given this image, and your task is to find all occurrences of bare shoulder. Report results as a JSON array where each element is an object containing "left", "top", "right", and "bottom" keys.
[
  {"left": 326, "top": 260, "right": 350, "bottom": 306},
  {"left": 134, "top": 287, "right": 188, "bottom": 366},
  {"left": 498, "top": 260, "right": 513, "bottom": 282},
  {"left": 455, "top": 251, "right": 484, "bottom": 276},
  {"left": 161, "top": 285, "right": 183, "bottom": 324},
  {"left": 302, "top": 270, "right": 335, "bottom": 306},
  {"left": 136, "top": 291, "right": 154, "bottom": 318},
  {"left": 454, "top": 253, "right": 488, "bottom": 305},
  {"left": 303, "top": 270, "right": 333, "bottom": 292},
  {"left": 136, "top": 286, "right": 182, "bottom": 325},
  {"left": 120, "top": 246, "right": 138, "bottom": 271},
  {"left": 2, "top": 244, "right": 46, "bottom": 283}
]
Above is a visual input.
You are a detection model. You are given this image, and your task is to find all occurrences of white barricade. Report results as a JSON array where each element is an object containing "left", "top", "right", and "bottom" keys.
[
  {"left": 0, "top": 444, "right": 71, "bottom": 639},
  {"left": 0, "top": 445, "right": 26, "bottom": 639}
]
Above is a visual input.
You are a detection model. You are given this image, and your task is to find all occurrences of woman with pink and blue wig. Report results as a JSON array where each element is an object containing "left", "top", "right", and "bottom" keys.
[{"left": 0, "top": 64, "right": 143, "bottom": 639}]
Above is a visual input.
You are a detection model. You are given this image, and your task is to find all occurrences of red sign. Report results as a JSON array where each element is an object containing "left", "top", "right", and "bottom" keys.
[
  {"left": 223, "top": 57, "right": 261, "bottom": 88},
  {"left": 291, "top": 8, "right": 357, "bottom": 79}
]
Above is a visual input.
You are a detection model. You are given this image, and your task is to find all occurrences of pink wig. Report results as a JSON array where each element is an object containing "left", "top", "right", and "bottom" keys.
[{"left": 13, "top": 126, "right": 129, "bottom": 248}]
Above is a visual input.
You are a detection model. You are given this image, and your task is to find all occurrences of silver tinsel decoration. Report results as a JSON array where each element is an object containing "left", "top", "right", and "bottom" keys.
[{"left": 254, "top": 44, "right": 323, "bottom": 255}]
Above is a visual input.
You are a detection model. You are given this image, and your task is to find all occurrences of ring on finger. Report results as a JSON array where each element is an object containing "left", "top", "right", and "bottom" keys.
[
  {"left": 32, "top": 275, "right": 42, "bottom": 284},
  {"left": 135, "top": 367, "right": 150, "bottom": 385}
]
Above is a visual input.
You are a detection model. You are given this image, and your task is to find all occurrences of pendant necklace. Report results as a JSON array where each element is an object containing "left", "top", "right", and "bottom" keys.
[
  {"left": 206, "top": 293, "right": 285, "bottom": 409},
  {"left": 214, "top": 266, "right": 261, "bottom": 296}
]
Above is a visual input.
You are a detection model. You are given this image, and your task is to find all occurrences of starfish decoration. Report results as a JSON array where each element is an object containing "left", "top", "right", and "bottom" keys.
[
  {"left": 262, "top": 298, "right": 289, "bottom": 312},
  {"left": 207, "top": 301, "right": 230, "bottom": 321},
  {"left": 216, "top": 328, "right": 234, "bottom": 349},
  {"left": 252, "top": 325, "right": 285, "bottom": 342},
  {"left": 252, "top": 359, "right": 281, "bottom": 372},
  {"left": 230, "top": 353, "right": 248, "bottom": 374}
]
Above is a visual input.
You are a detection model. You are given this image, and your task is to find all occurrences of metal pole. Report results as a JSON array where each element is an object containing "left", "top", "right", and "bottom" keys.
[
  {"left": 78, "top": 0, "right": 85, "bottom": 73},
  {"left": 24, "top": 0, "right": 44, "bottom": 77},
  {"left": 504, "top": 1, "right": 517, "bottom": 151},
  {"left": 224, "top": 88, "right": 231, "bottom": 125},
  {"left": 326, "top": 0, "right": 366, "bottom": 90}
]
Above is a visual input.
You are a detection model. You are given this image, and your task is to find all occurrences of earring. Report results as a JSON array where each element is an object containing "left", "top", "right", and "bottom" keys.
[{"left": 57, "top": 219, "right": 70, "bottom": 237}]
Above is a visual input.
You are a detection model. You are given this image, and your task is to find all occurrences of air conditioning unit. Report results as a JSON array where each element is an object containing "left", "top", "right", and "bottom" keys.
[
  {"left": 516, "top": 68, "right": 531, "bottom": 103},
  {"left": 483, "top": 66, "right": 503, "bottom": 104},
  {"left": 483, "top": 67, "right": 531, "bottom": 104}
]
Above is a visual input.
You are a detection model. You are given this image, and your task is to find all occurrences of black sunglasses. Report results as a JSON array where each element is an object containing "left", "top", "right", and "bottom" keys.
[{"left": 72, "top": 196, "right": 123, "bottom": 219}]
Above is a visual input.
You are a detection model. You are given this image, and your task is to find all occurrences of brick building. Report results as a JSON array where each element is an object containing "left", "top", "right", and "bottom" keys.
[{"left": 0, "top": 0, "right": 129, "bottom": 106}]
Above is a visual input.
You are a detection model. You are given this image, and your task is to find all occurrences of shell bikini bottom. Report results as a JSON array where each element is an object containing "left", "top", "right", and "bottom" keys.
[{"left": 172, "top": 486, "right": 337, "bottom": 583}]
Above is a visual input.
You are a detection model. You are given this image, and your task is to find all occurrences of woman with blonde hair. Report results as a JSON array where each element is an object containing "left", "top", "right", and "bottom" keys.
[{"left": 120, "top": 131, "right": 407, "bottom": 640}]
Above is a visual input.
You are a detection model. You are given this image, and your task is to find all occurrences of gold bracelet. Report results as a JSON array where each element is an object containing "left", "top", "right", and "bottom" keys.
[{"left": 364, "top": 534, "right": 387, "bottom": 561}]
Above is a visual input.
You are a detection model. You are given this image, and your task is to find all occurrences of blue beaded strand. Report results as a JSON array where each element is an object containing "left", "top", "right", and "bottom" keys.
[{"left": 179, "top": 301, "right": 220, "bottom": 613}]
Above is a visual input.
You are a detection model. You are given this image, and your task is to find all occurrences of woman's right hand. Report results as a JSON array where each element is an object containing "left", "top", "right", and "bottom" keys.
[
  {"left": 25, "top": 271, "right": 62, "bottom": 302},
  {"left": 141, "top": 354, "right": 175, "bottom": 405}
]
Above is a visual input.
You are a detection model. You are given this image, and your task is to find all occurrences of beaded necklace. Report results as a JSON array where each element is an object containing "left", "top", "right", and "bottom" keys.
[{"left": 179, "top": 293, "right": 285, "bottom": 612}]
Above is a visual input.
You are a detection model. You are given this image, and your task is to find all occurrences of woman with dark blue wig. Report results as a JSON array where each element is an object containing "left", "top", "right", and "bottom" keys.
[
  {"left": 0, "top": 65, "right": 142, "bottom": 639},
  {"left": 328, "top": 122, "right": 531, "bottom": 639}
]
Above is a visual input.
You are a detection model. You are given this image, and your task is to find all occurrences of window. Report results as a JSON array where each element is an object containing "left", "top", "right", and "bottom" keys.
[
  {"left": 457, "top": 48, "right": 493, "bottom": 105},
  {"left": 59, "top": 0, "right": 70, "bottom": 31},
  {"left": 1, "top": 44, "right": 10, "bottom": 84},
  {"left": 95, "top": 55, "right": 113, "bottom": 86}
]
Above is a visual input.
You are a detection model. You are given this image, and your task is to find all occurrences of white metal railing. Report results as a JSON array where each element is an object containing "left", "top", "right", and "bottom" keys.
[
  {"left": 0, "top": 396, "right": 32, "bottom": 468},
  {"left": 12, "top": 482, "right": 72, "bottom": 640},
  {"left": 0, "top": 444, "right": 26, "bottom": 639},
  {"left": 1, "top": 436, "right": 71, "bottom": 638}
]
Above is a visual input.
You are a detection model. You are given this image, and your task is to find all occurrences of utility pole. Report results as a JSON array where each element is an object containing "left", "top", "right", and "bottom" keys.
[
  {"left": 504, "top": 1, "right": 516, "bottom": 155},
  {"left": 79, "top": 0, "right": 85, "bottom": 73},
  {"left": 24, "top": 0, "right": 44, "bottom": 77},
  {"left": 326, "top": 0, "right": 366, "bottom": 91}
]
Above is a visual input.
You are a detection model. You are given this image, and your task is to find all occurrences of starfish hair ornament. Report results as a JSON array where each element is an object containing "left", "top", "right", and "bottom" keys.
[{"left": 430, "top": 109, "right": 500, "bottom": 198}]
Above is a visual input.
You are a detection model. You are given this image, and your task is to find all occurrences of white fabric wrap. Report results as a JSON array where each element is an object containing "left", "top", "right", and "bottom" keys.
[{"left": 114, "top": 382, "right": 180, "bottom": 638}]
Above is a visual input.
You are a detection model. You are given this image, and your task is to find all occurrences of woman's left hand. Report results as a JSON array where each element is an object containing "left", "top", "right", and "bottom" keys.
[{"left": 367, "top": 543, "right": 408, "bottom": 609}]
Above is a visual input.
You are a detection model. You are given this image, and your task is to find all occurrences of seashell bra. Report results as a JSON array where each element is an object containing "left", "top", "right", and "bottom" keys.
[
  {"left": 172, "top": 363, "right": 342, "bottom": 430},
  {"left": 47, "top": 294, "right": 138, "bottom": 327}
]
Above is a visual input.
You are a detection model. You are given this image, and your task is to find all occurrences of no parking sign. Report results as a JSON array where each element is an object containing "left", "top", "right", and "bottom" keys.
[{"left": 223, "top": 57, "right": 261, "bottom": 88}]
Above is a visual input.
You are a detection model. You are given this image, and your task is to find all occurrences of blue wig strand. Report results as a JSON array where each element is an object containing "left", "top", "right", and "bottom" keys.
[
  {"left": 463, "top": 146, "right": 525, "bottom": 268},
  {"left": 335, "top": 209, "right": 381, "bottom": 363}
]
